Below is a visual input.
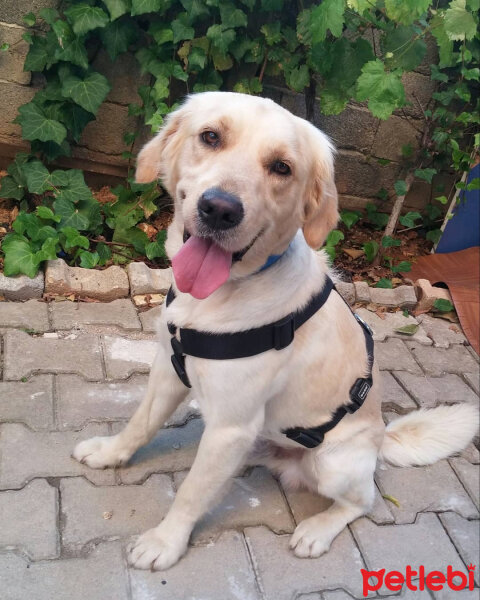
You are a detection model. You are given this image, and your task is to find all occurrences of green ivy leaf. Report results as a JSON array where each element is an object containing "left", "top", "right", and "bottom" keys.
[
  {"left": 219, "top": 3, "right": 248, "bottom": 28},
  {"left": 145, "top": 230, "right": 167, "bottom": 260},
  {"left": 340, "top": 210, "right": 361, "bottom": 229},
  {"left": 16, "top": 103, "right": 67, "bottom": 145},
  {"left": 149, "top": 25, "right": 174, "bottom": 45},
  {"left": 356, "top": 60, "right": 405, "bottom": 120},
  {"left": 59, "top": 226, "right": 89, "bottom": 250},
  {"left": 79, "top": 250, "right": 100, "bottom": 268},
  {"left": 24, "top": 36, "right": 50, "bottom": 71},
  {"left": 435, "top": 195, "right": 448, "bottom": 204},
  {"left": 64, "top": 4, "right": 109, "bottom": 35},
  {"left": 261, "top": 22, "right": 282, "bottom": 46},
  {"left": 309, "top": 0, "right": 345, "bottom": 43},
  {"left": 61, "top": 104, "right": 95, "bottom": 143},
  {"left": 53, "top": 197, "right": 90, "bottom": 230},
  {"left": 2, "top": 233, "right": 41, "bottom": 278},
  {"left": 100, "top": 19, "right": 138, "bottom": 60},
  {"left": 285, "top": 64, "right": 309, "bottom": 92},
  {"left": 325, "top": 229, "right": 344, "bottom": 246},
  {"left": 36, "top": 206, "right": 61, "bottom": 223},
  {"left": 0, "top": 176, "right": 25, "bottom": 201},
  {"left": 96, "top": 242, "right": 112, "bottom": 265},
  {"left": 392, "top": 260, "right": 411, "bottom": 273},
  {"left": 382, "top": 235, "right": 401, "bottom": 247},
  {"left": 346, "top": 0, "right": 371, "bottom": 14},
  {"left": 323, "top": 244, "right": 336, "bottom": 263},
  {"left": 384, "top": 0, "right": 431, "bottom": 25},
  {"left": 382, "top": 26, "right": 427, "bottom": 71},
  {"left": 431, "top": 13, "right": 455, "bottom": 68},
  {"left": 363, "top": 240, "right": 379, "bottom": 262},
  {"left": 104, "top": 0, "right": 131, "bottom": 20},
  {"left": 414, "top": 168, "right": 437, "bottom": 183},
  {"left": 172, "top": 15, "right": 196, "bottom": 43},
  {"left": 55, "top": 37, "right": 89, "bottom": 70},
  {"left": 131, "top": 0, "right": 162, "bottom": 15},
  {"left": 426, "top": 229, "right": 442, "bottom": 244},
  {"left": 399, "top": 211, "right": 422, "bottom": 228},
  {"left": 23, "top": 160, "right": 52, "bottom": 194},
  {"left": 23, "top": 12, "right": 36, "bottom": 26},
  {"left": 207, "top": 24, "right": 236, "bottom": 53},
  {"left": 394, "top": 180, "right": 407, "bottom": 196},
  {"left": 434, "top": 298, "right": 454, "bottom": 312},
  {"left": 55, "top": 170, "right": 93, "bottom": 204},
  {"left": 62, "top": 73, "right": 111, "bottom": 114},
  {"left": 444, "top": 0, "right": 477, "bottom": 41},
  {"left": 375, "top": 278, "right": 393, "bottom": 288}
]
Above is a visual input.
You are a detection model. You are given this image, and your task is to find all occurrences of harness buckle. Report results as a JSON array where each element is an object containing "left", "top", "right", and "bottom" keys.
[
  {"left": 347, "top": 377, "right": 372, "bottom": 413},
  {"left": 354, "top": 313, "right": 374, "bottom": 336},
  {"left": 273, "top": 315, "right": 295, "bottom": 350},
  {"left": 284, "top": 427, "right": 324, "bottom": 448}
]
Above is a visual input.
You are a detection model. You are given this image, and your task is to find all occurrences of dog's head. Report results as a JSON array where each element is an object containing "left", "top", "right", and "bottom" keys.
[{"left": 136, "top": 92, "right": 338, "bottom": 298}]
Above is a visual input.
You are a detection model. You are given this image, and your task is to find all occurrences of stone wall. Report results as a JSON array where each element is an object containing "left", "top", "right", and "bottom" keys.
[{"left": 0, "top": 2, "right": 441, "bottom": 210}]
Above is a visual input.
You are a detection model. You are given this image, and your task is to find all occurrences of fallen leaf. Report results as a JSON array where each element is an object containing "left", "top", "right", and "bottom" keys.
[
  {"left": 435, "top": 311, "right": 458, "bottom": 323},
  {"left": 448, "top": 325, "right": 460, "bottom": 333},
  {"left": 375, "top": 310, "right": 386, "bottom": 320},
  {"left": 365, "top": 303, "right": 377, "bottom": 312},
  {"left": 138, "top": 222, "right": 158, "bottom": 240},
  {"left": 391, "top": 277, "right": 403, "bottom": 285},
  {"left": 343, "top": 248, "right": 364, "bottom": 260},
  {"left": 395, "top": 324, "right": 419, "bottom": 335},
  {"left": 382, "top": 493, "right": 401, "bottom": 508}
]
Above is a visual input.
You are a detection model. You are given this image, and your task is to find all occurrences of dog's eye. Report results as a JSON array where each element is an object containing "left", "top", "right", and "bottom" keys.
[
  {"left": 201, "top": 131, "right": 219, "bottom": 147},
  {"left": 271, "top": 161, "right": 291, "bottom": 176}
]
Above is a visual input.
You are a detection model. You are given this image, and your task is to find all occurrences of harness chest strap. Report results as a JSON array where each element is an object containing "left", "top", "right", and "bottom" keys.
[{"left": 165, "top": 276, "right": 374, "bottom": 449}]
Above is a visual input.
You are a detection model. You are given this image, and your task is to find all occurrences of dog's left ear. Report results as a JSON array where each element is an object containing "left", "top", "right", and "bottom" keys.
[{"left": 302, "top": 126, "right": 339, "bottom": 249}]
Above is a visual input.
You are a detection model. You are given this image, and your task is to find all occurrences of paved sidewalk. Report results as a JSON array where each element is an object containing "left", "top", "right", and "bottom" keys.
[{"left": 0, "top": 298, "right": 478, "bottom": 600}]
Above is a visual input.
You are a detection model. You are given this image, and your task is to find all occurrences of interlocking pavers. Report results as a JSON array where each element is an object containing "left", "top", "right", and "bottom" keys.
[
  {"left": 405, "top": 342, "right": 479, "bottom": 376},
  {"left": 60, "top": 475, "right": 174, "bottom": 553},
  {"left": 381, "top": 371, "right": 417, "bottom": 412},
  {"left": 464, "top": 372, "right": 480, "bottom": 395},
  {"left": 174, "top": 467, "right": 294, "bottom": 543},
  {"left": 0, "top": 542, "right": 129, "bottom": 600},
  {"left": 129, "top": 531, "right": 260, "bottom": 600},
  {"left": 127, "top": 262, "right": 172, "bottom": 295},
  {"left": 114, "top": 418, "right": 204, "bottom": 484},
  {"left": 0, "top": 299, "right": 49, "bottom": 332},
  {"left": 0, "top": 270, "right": 44, "bottom": 300},
  {"left": 51, "top": 298, "right": 141, "bottom": 331},
  {"left": 433, "top": 590, "right": 479, "bottom": 600},
  {"left": 375, "top": 461, "right": 478, "bottom": 524},
  {"left": 0, "top": 374, "right": 54, "bottom": 429},
  {"left": 416, "top": 314, "right": 468, "bottom": 348},
  {"left": 439, "top": 512, "right": 479, "bottom": 586},
  {"left": 355, "top": 308, "right": 430, "bottom": 344},
  {"left": 0, "top": 423, "right": 115, "bottom": 489},
  {"left": 139, "top": 305, "right": 162, "bottom": 332},
  {"left": 103, "top": 335, "right": 158, "bottom": 378},
  {"left": 375, "top": 339, "right": 422, "bottom": 373},
  {"left": 0, "top": 479, "right": 58, "bottom": 559},
  {"left": 3, "top": 329, "right": 104, "bottom": 380},
  {"left": 351, "top": 513, "right": 466, "bottom": 595},
  {"left": 450, "top": 458, "right": 480, "bottom": 508},
  {"left": 245, "top": 526, "right": 366, "bottom": 600},
  {"left": 394, "top": 372, "right": 479, "bottom": 408}
]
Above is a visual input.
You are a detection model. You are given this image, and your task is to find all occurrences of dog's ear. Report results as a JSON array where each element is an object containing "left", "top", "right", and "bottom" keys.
[
  {"left": 302, "top": 126, "right": 339, "bottom": 249},
  {"left": 135, "top": 107, "right": 186, "bottom": 185}
]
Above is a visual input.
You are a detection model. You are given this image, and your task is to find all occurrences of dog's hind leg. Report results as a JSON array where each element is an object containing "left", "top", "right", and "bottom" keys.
[{"left": 72, "top": 338, "right": 189, "bottom": 469}]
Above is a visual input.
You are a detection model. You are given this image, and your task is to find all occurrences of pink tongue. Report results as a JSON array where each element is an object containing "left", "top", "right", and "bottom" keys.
[{"left": 172, "top": 236, "right": 232, "bottom": 299}]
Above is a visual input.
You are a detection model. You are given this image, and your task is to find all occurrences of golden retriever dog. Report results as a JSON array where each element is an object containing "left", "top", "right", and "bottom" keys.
[{"left": 73, "top": 92, "right": 478, "bottom": 571}]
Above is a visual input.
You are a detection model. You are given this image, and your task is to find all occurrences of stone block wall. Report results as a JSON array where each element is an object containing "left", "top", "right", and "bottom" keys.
[{"left": 0, "top": 2, "right": 441, "bottom": 210}]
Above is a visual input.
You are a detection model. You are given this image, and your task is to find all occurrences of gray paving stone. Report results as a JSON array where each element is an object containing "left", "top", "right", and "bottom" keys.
[
  {"left": 0, "top": 299, "right": 49, "bottom": 332},
  {"left": 434, "top": 591, "right": 479, "bottom": 600},
  {"left": 0, "top": 479, "right": 58, "bottom": 560},
  {"left": 356, "top": 308, "right": 430, "bottom": 345},
  {"left": 0, "top": 270, "right": 44, "bottom": 300},
  {"left": 129, "top": 530, "right": 260, "bottom": 600},
  {"left": 369, "top": 285, "right": 417, "bottom": 309},
  {"left": 461, "top": 443, "right": 480, "bottom": 464},
  {"left": 0, "top": 542, "right": 129, "bottom": 600},
  {"left": 3, "top": 330, "right": 103, "bottom": 381},
  {"left": 0, "top": 423, "right": 115, "bottom": 489},
  {"left": 375, "top": 339, "right": 422, "bottom": 373},
  {"left": 103, "top": 335, "right": 158, "bottom": 378},
  {"left": 375, "top": 461, "right": 478, "bottom": 524},
  {"left": 245, "top": 526, "right": 366, "bottom": 600},
  {"left": 354, "top": 281, "right": 371, "bottom": 303},
  {"left": 0, "top": 374, "right": 54, "bottom": 429},
  {"left": 127, "top": 262, "right": 172, "bottom": 295},
  {"left": 139, "top": 305, "right": 162, "bottom": 333},
  {"left": 351, "top": 513, "right": 466, "bottom": 595},
  {"left": 405, "top": 342, "right": 479, "bottom": 376},
  {"left": 321, "top": 592, "right": 355, "bottom": 600},
  {"left": 381, "top": 372, "right": 417, "bottom": 412},
  {"left": 336, "top": 282, "right": 355, "bottom": 305},
  {"left": 61, "top": 475, "right": 174, "bottom": 553},
  {"left": 115, "top": 418, "right": 204, "bottom": 484},
  {"left": 450, "top": 458, "right": 480, "bottom": 509},
  {"left": 51, "top": 299, "right": 141, "bottom": 331},
  {"left": 439, "top": 512, "right": 479, "bottom": 586},
  {"left": 174, "top": 467, "right": 294, "bottom": 543},
  {"left": 464, "top": 372, "right": 480, "bottom": 395},
  {"left": 394, "top": 372, "right": 479, "bottom": 408},
  {"left": 417, "top": 314, "right": 468, "bottom": 348}
]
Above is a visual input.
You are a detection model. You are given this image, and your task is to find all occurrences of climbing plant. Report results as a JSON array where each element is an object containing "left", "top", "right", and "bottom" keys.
[{"left": 0, "top": 0, "right": 478, "bottom": 276}]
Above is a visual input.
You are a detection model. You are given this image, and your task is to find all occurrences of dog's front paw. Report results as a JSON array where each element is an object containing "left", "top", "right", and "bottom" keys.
[
  {"left": 128, "top": 527, "right": 188, "bottom": 571},
  {"left": 72, "top": 435, "right": 131, "bottom": 469},
  {"left": 289, "top": 515, "right": 332, "bottom": 558}
]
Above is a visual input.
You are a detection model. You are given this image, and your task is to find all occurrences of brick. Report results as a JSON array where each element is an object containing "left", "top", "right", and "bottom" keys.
[
  {"left": 61, "top": 475, "right": 174, "bottom": 553},
  {"left": 0, "top": 298, "right": 49, "bottom": 332},
  {"left": 0, "top": 479, "right": 58, "bottom": 559},
  {"left": 335, "top": 282, "right": 355, "bottom": 305},
  {"left": 0, "top": 542, "right": 129, "bottom": 600},
  {"left": 394, "top": 372, "right": 479, "bottom": 409},
  {"left": 0, "top": 80, "right": 36, "bottom": 139},
  {"left": 51, "top": 298, "right": 141, "bottom": 330},
  {"left": 354, "top": 281, "right": 371, "bottom": 303},
  {"left": 315, "top": 104, "right": 378, "bottom": 153},
  {"left": 375, "top": 339, "right": 422, "bottom": 373},
  {"left": 335, "top": 150, "right": 399, "bottom": 198},
  {"left": 1, "top": 0, "right": 59, "bottom": 26},
  {"left": 116, "top": 418, "right": 204, "bottom": 484},
  {"left": 450, "top": 458, "right": 479, "bottom": 509},
  {"left": 0, "top": 423, "right": 115, "bottom": 489},
  {"left": 0, "top": 374, "right": 54, "bottom": 429},
  {"left": 402, "top": 71, "right": 437, "bottom": 119},
  {"left": 129, "top": 531, "right": 260, "bottom": 600},
  {"left": 45, "top": 259, "right": 129, "bottom": 301},
  {"left": 0, "top": 23, "right": 30, "bottom": 85},
  {"left": 417, "top": 314, "right": 467, "bottom": 348},
  {"left": 92, "top": 50, "right": 148, "bottom": 106},
  {"left": 127, "top": 262, "right": 172, "bottom": 296},
  {"left": 139, "top": 305, "right": 162, "bottom": 332},
  {"left": 103, "top": 335, "right": 157, "bottom": 378},
  {"left": 351, "top": 513, "right": 466, "bottom": 594},
  {"left": 0, "top": 270, "right": 44, "bottom": 300},
  {"left": 406, "top": 342, "right": 479, "bottom": 376},
  {"left": 80, "top": 102, "right": 138, "bottom": 155},
  {"left": 133, "top": 293, "right": 165, "bottom": 307},
  {"left": 375, "top": 461, "right": 478, "bottom": 524},
  {"left": 3, "top": 329, "right": 103, "bottom": 380},
  {"left": 464, "top": 372, "right": 480, "bottom": 394},
  {"left": 174, "top": 467, "right": 294, "bottom": 543},
  {"left": 372, "top": 115, "right": 421, "bottom": 162},
  {"left": 245, "top": 526, "right": 366, "bottom": 600},
  {"left": 381, "top": 371, "right": 417, "bottom": 412},
  {"left": 439, "top": 513, "right": 480, "bottom": 586},
  {"left": 356, "top": 308, "right": 430, "bottom": 345},
  {"left": 370, "top": 285, "right": 417, "bottom": 310}
]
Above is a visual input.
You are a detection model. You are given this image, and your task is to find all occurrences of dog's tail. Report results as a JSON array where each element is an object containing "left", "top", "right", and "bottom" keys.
[{"left": 379, "top": 403, "right": 479, "bottom": 467}]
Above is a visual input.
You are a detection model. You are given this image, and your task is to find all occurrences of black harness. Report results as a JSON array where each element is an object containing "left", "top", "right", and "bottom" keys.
[{"left": 165, "top": 276, "right": 374, "bottom": 449}]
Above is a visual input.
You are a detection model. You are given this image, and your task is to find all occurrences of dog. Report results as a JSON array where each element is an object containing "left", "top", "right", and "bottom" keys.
[{"left": 73, "top": 92, "right": 479, "bottom": 571}]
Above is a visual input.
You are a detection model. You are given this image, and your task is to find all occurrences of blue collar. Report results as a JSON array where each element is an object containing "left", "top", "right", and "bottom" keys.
[{"left": 258, "top": 244, "right": 290, "bottom": 273}]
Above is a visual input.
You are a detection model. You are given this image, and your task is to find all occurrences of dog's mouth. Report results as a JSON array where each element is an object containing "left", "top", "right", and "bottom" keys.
[{"left": 172, "top": 229, "right": 263, "bottom": 299}]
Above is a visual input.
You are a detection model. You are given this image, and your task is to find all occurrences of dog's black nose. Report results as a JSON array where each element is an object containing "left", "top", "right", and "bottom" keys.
[{"left": 198, "top": 188, "right": 244, "bottom": 231}]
